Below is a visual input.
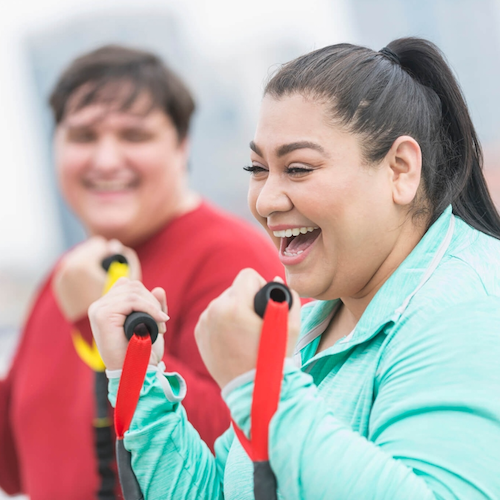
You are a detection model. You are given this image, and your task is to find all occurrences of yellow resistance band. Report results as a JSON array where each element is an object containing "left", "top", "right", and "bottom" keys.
[{"left": 72, "top": 261, "right": 130, "bottom": 371}]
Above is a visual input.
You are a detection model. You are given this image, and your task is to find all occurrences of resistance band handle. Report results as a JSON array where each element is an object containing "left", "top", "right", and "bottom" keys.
[
  {"left": 254, "top": 282, "right": 292, "bottom": 318},
  {"left": 123, "top": 312, "right": 159, "bottom": 344},
  {"left": 102, "top": 253, "right": 128, "bottom": 272},
  {"left": 254, "top": 461, "right": 278, "bottom": 500},
  {"left": 249, "top": 281, "right": 291, "bottom": 500}
]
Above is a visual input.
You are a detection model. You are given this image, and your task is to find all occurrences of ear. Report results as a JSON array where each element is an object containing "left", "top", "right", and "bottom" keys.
[
  {"left": 387, "top": 135, "right": 422, "bottom": 206},
  {"left": 177, "top": 136, "right": 190, "bottom": 155},
  {"left": 177, "top": 136, "right": 190, "bottom": 170}
]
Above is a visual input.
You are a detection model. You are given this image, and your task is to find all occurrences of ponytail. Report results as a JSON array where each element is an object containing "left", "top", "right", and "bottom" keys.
[
  {"left": 386, "top": 38, "right": 500, "bottom": 237},
  {"left": 265, "top": 37, "right": 500, "bottom": 238}
]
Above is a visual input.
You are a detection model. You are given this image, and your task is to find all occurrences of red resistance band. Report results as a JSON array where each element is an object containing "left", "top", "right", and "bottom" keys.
[
  {"left": 232, "top": 299, "right": 289, "bottom": 462},
  {"left": 114, "top": 334, "right": 152, "bottom": 439}
]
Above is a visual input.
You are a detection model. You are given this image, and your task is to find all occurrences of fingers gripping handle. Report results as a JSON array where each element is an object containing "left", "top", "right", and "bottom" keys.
[
  {"left": 254, "top": 282, "right": 293, "bottom": 318},
  {"left": 100, "top": 254, "right": 159, "bottom": 344}
]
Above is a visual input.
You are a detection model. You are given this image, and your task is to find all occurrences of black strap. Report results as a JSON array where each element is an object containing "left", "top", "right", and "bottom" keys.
[
  {"left": 94, "top": 370, "right": 118, "bottom": 500},
  {"left": 254, "top": 461, "right": 278, "bottom": 500},
  {"left": 116, "top": 439, "right": 144, "bottom": 500}
]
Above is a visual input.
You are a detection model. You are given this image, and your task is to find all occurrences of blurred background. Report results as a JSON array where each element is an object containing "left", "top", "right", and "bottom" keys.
[{"left": 1, "top": 1, "right": 500, "bottom": 495}]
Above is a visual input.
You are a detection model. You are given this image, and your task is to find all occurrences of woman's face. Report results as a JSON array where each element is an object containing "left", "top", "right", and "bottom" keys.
[
  {"left": 54, "top": 92, "right": 189, "bottom": 246},
  {"left": 248, "top": 94, "right": 408, "bottom": 301}
]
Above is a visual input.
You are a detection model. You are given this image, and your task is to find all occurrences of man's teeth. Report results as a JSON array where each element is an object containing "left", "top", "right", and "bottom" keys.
[
  {"left": 273, "top": 226, "right": 319, "bottom": 238},
  {"left": 90, "top": 181, "right": 130, "bottom": 191}
]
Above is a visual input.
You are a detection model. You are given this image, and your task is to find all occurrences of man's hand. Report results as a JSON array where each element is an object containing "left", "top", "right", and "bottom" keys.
[{"left": 52, "top": 236, "right": 141, "bottom": 322}]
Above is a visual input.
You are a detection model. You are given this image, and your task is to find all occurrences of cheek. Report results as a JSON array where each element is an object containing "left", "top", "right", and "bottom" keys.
[
  {"left": 321, "top": 174, "right": 394, "bottom": 265},
  {"left": 247, "top": 184, "right": 279, "bottom": 249},
  {"left": 56, "top": 149, "right": 88, "bottom": 192},
  {"left": 247, "top": 183, "right": 262, "bottom": 221},
  {"left": 57, "top": 144, "right": 90, "bottom": 172},
  {"left": 129, "top": 145, "right": 182, "bottom": 183}
]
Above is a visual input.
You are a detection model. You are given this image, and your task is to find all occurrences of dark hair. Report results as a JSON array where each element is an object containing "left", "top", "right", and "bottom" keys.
[
  {"left": 265, "top": 37, "right": 500, "bottom": 239},
  {"left": 49, "top": 44, "right": 195, "bottom": 140}
]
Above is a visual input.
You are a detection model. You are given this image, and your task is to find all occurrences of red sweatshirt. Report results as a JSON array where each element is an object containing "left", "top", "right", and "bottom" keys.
[{"left": 0, "top": 201, "right": 285, "bottom": 500}]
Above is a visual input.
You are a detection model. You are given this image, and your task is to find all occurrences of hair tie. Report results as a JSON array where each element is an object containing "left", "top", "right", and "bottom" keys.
[{"left": 379, "top": 47, "right": 401, "bottom": 66}]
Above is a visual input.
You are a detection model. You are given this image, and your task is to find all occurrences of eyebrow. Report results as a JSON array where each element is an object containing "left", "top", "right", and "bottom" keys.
[
  {"left": 65, "top": 118, "right": 149, "bottom": 129},
  {"left": 249, "top": 140, "right": 328, "bottom": 158}
]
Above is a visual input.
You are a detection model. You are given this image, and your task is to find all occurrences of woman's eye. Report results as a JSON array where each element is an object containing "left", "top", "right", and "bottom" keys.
[
  {"left": 285, "top": 165, "right": 313, "bottom": 176},
  {"left": 243, "top": 165, "right": 268, "bottom": 176}
]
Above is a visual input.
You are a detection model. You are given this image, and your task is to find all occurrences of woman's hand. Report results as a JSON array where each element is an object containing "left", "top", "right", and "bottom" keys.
[
  {"left": 194, "top": 268, "right": 301, "bottom": 389},
  {"left": 88, "top": 279, "right": 169, "bottom": 370},
  {"left": 52, "top": 236, "right": 141, "bottom": 322}
]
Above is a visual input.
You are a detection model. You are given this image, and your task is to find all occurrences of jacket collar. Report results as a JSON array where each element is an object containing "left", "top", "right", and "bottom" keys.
[{"left": 295, "top": 206, "right": 456, "bottom": 366}]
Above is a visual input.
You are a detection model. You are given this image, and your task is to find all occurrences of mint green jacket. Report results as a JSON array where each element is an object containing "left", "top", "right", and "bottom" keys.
[{"left": 109, "top": 206, "right": 500, "bottom": 499}]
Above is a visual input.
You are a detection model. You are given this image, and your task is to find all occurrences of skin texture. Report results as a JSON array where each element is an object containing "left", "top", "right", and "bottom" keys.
[
  {"left": 90, "top": 93, "right": 428, "bottom": 385},
  {"left": 52, "top": 92, "right": 199, "bottom": 322}
]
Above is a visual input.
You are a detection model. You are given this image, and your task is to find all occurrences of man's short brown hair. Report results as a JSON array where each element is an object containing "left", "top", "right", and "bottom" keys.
[{"left": 49, "top": 44, "right": 195, "bottom": 140}]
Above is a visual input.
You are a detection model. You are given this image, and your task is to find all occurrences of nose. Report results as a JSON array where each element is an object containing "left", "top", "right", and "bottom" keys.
[
  {"left": 254, "top": 173, "right": 293, "bottom": 218},
  {"left": 92, "top": 136, "right": 123, "bottom": 173}
]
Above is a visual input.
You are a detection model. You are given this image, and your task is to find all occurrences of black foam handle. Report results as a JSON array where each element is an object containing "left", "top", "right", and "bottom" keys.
[
  {"left": 254, "top": 282, "right": 293, "bottom": 319},
  {"left": 123, "top": 312, "right": 159, "bottom": 344},
  {"left": 102, "top": 253, "right": 128, "bottom": 272},
  {"left": 116, "top": 439, "right": 144, "bottom": 500}
]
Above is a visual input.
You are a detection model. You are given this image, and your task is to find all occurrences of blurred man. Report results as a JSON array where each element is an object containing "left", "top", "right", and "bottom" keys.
[{"left": 0, "top": 45, "right": 284, "bottom": 500}]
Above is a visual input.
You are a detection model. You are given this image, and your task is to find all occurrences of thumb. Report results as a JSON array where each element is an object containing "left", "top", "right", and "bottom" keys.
[{"left": 151, "top": 287, "right": 168, "bottom": 316}]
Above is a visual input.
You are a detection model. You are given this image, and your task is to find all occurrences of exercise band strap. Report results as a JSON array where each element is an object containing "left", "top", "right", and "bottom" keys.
[
  {"left": 232, "top": 299, "right": 289, "bottom": 461},
  {"left": 71, "top": 331, "right": 106, "bottom": 371},
  {"left": 114, "top": 334, "right": 152, "bottom": 439}
]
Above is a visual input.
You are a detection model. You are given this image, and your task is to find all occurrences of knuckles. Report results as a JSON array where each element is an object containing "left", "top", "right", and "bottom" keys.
[
  {"left": 205, "top": 292, "right": 237, "bottom": 325},
  {"left": 88, "top": 299, "right": 106, "bottom": 326}
]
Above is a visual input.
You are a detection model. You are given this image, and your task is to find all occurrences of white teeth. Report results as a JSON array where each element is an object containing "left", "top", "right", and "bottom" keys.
[
  {"left": 272, "top": 226, "right": 319, "bottom": 238},
  {"left": 284, "top": 250, "right": 304, "bottom": 256}
]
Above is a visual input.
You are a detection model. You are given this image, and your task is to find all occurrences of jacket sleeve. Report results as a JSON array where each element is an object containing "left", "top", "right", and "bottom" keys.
[
  {"left": 0, "top": 366, "right": 22, "bottom": 494},
  {"left": 109, "top": 370, "right": 229, "bottom": 499},
  {"left": 163, "top": 239, "right": 284, "bottom": 451},
  {"left": 226, "top": 297, "right": 500, "bottom": 500}
]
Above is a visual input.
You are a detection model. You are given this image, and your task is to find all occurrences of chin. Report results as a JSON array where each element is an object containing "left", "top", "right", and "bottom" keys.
[
  {"left": 286, "top": 270, "right": 337, "bottom": 301},
  {"left": 87, "top": 220, "right": 133, "bottom": 241},
  {"left": 286, "top": 274, "right": 318, "bottom": 300}
]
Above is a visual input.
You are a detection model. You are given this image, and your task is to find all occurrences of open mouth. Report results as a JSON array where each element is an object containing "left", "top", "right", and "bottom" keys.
[{"left": 274, "top": 226, "right": 322, "bottom": 257}]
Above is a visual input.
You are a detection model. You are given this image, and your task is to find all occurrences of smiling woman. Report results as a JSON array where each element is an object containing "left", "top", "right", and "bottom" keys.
[{"left": 89, "top": 38, "right": 500, "bottom": 499}]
